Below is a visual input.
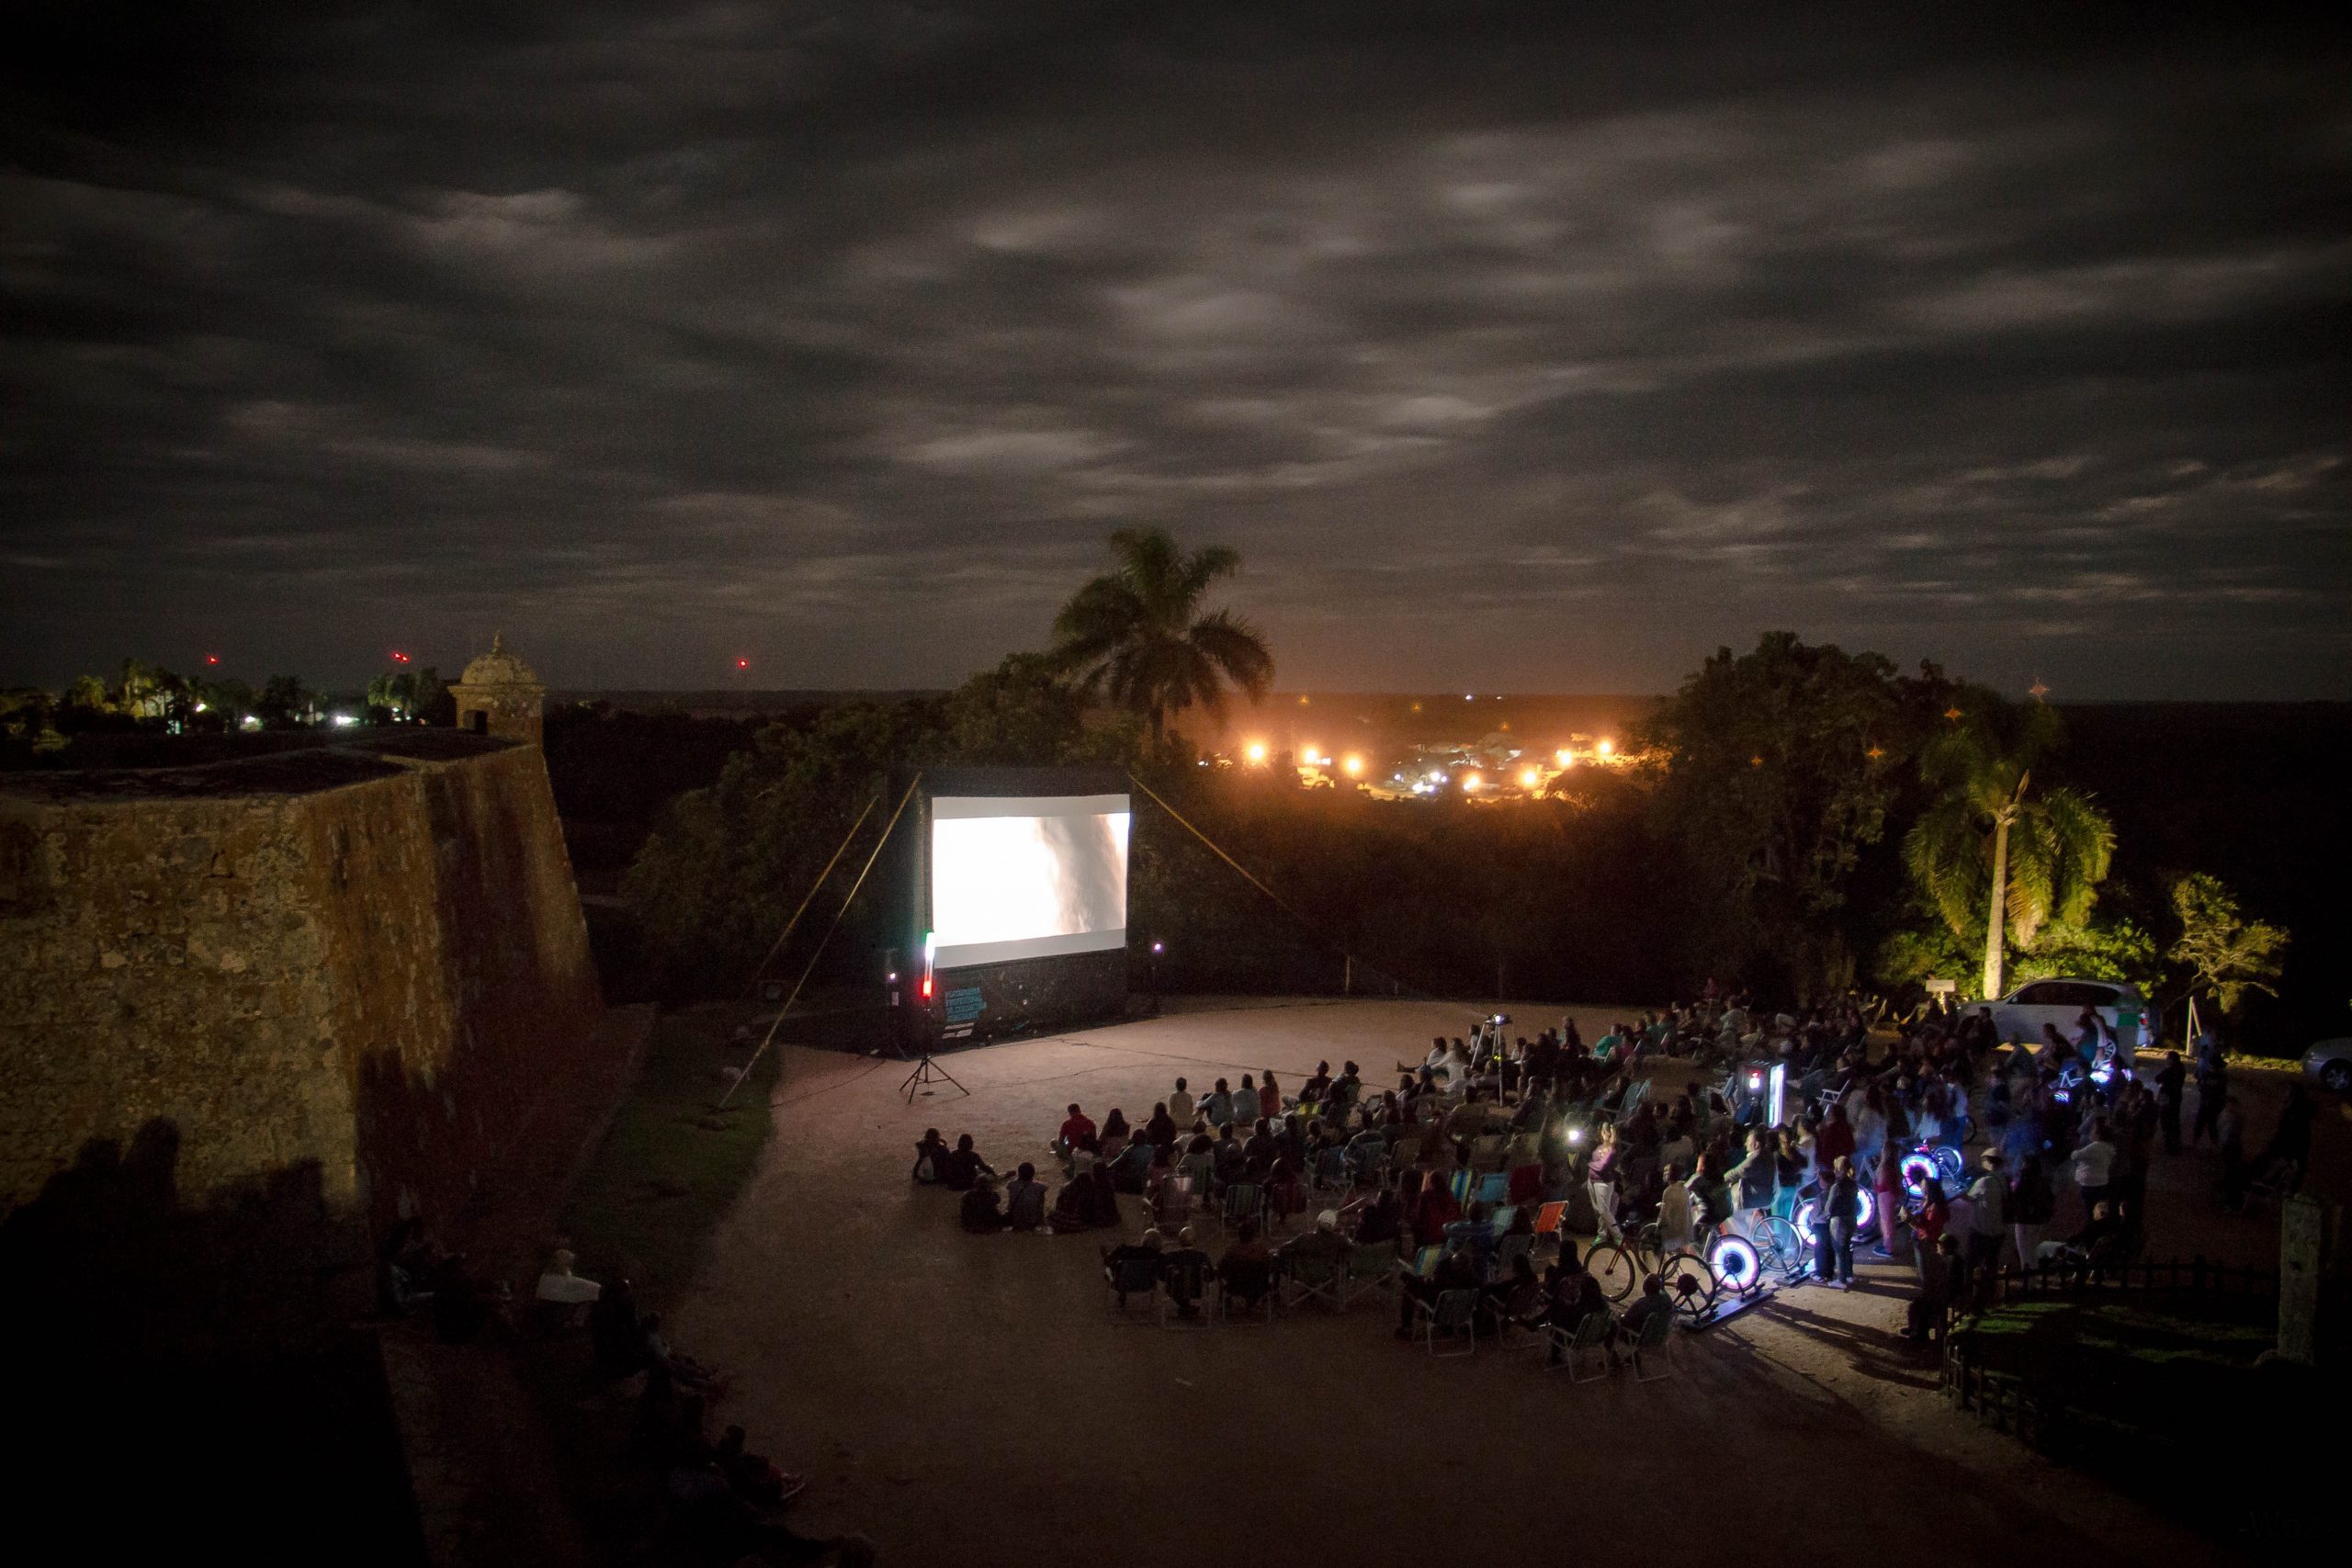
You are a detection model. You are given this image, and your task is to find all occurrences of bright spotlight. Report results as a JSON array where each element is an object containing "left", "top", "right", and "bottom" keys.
[
  {"left": 1519, "top": 767, "right": 1538, "bottom": 787},
  {"left": 1463, "top": 772, "right": 1481, "bottom": 792},
  {"left": 1244, "top": 740, "right": 1268, "bottom": 764},
  {"left": 1342, "top": 754, "right": 1364, "bottom": 777},
  {"left": 1597, "top": 739, "right": 1613, "bottom": 757}
]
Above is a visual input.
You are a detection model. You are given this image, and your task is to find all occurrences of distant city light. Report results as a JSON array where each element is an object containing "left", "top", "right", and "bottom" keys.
[
  {"left": 1596, "top": 739, "right": 1613, "bottom": 757},
  {"left": 1342, "top": 754, "right": 1365, "bottom": 777},
  {"left": 390, "top": 650, "right": 411, "bottom": 663},
  {"left": 1428, "top": 770, "right": 1445, "bottom": 784},
  {"left": 331, "top": 714, "right": 357, "bottom": 728},
  {"left": 1464, "top": 693, "right": 1474, "bottom": 701},
  {"left": 1519, "top": 767, "right": 1538, "bottom": 787},
  {"left": 241, "top": 715, "right": 261, "bottom": 730},
  {"left": 1555, "top": 748, "right": 1574, "bottom": 766},
  {"left": 735, "top": 657, "right": 750, "bottom": 670},
  {"left": 204, "top": 654, "right": 220, "bottom": 666},
  {"left": 1463, "top": 772, "right": 1482, "bottom": 792},
  {"left": 1245, "top": 740, "right": 1268, "bottom": 763},
  {"left": 193, "top": 702, "right": 208, "bottom": 714}
]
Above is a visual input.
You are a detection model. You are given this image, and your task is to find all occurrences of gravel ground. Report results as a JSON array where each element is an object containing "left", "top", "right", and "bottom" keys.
[{"left": 673, "top": 998, "right": 2289, "bottom": 1567}]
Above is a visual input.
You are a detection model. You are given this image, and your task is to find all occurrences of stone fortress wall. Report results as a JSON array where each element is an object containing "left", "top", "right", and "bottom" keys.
[{"left": 0, "top": 729, "right": 603, "bottom": 1241}]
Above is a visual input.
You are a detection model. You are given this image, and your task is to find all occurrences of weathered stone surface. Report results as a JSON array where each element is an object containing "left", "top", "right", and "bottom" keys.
[{"left": 0, "top": 735, "right": 603, "bottom": 1242}]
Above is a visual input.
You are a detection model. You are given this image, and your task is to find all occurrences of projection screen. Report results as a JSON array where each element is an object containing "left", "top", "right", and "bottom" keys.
[{"left": 929, "top": 794, "right": 1131, "bottom": 969}]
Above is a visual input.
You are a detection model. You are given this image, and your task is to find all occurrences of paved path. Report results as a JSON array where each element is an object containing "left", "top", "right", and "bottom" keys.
[{"left": 676, "top": 998, "right": 2242, "bottom": 1567}]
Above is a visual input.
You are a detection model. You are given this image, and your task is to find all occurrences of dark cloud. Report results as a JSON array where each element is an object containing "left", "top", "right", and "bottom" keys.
[{"left": 3, "top": 3, "right": 2346, "bottom": 694}]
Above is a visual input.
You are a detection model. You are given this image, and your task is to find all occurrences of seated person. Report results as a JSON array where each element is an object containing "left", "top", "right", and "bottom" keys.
[
  {"left": 536, "top": 1247, "right": 602, "bottom": 1306},
  {"left": 1395, "top": 1246, "right": 1482, "bottom": 1337},
  {"left": 1142, "top": 1102, "right": 1178, "bottom": 1149},
  {"left": 1056, "top": 1103, "right": 1097, "bottom": 1161},
  {"left": 959, "top": 1175, "right": 1007, "bottom": 1233},
  {"left": 1618, "top": 1273, "right": 1670, "bottom": 1340},
  {"left": 641, "top": 1312, "right": 721, "bottom": 1391},
  {"left": 1047, "top": 1172, "right": 1097, "bottom": 1234},
  {"left": 1279, "top": 1211, "right": 1350, "bottom": 1278},
  {"left": 1303, "top": 1061, "right": 1335, "bottom": 1101},
  {"left": 1200, "top": 1079, "right": 1235, "bottom": 1128},
  {"left": 590, "top": 1278, "right": 647, "bottom": 1375},
  {"left": 1443, "top": 1201, "right": 1499, "bottom": 1280},
  {"left": 1103, "top": 1230, "right": 1166, "bottom": 1305},
  {"left": 1353, "top": 1184, "right": 1404, "bottom": 1246},
  {"left": 943, "top": 1134, "right": 994, "bottom": 1191},
  {"left": 1082, "top": 1162, "right": 1123, "bottom": 1228},
  {"left": 1491, "top": 1252, "right": 1545, "bottom": 1332},
  {"left": 1106, "top": 1134, "right": 1156, "bottom": 1192},
  {"left": 1167, "top": 1078, "right": 1195, "bottom": 1126},
  {"left": 911, "top": 1129, "right": 953, "bottom": 1184},
  {"left": 1161, "top": 1228, "right": 1213, "bottom": 1318},
  {"left": 1218, "top": 1221, "right": 1275, "bottom": 1310},
  {"left": 1003, "top": 1162, "right": 1048, "bottom": 1233},
  {"left": 713, "top": 1424, "right": 806, "bottom": 1511}
]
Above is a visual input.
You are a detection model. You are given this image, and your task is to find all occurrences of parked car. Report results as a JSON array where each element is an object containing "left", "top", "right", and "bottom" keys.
[
  {"left": 2303, "top": 1038, "right": 2352, "bottom": 1094},
  {"left": 1983, "top": 977, "right": 2154, "bottom": 1062}
]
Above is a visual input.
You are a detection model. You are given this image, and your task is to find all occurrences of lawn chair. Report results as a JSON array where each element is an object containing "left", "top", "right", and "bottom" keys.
[
  {"left": 1448, "top": 1168, "right": 1478, "bottom": 1207},
  {"left": 1348, "top": 1144, "right": 1390, "bottom": 1190},
  {"left": 1507, "top": 1163, "right": 1546, "bottom": 1207},
  {"left": 1476, "top": 1172, "right": 1510, "bottom": 1209},
  {"left": 1493, "top": 1233, "right": 1535, "bottom": 1279},
  {"left": 1102, "top": 1247, "right": 1161, "bottom": 1320},
  {"left": 1408, "top": 1287, "right": 1479, "bottom": 1357},
  {"left": 1493, "top": 1282, "right": 1549, "bottom": 1351},
  {"left": 1631, "top": 1305, "right": 1677, "bottom": 1381},
  {"left": 1222, "top": 1182, "right": 1267, "bottom": 1234},
  {"left": 1159, "top": 1256, "right": 1211, "bottom": 1329},
  {"left": 1532, "top": 1201, "right": 1570, "bottom": 1253},
  {"left": 1312, "top": 1145, "right": 1352, "bottom": 1196},
  {"left": 1546, "top": 1310, "right": 1614, "bottom": 1380},
  {"left": 1340, "top": 1242, "right": 1398, "bottom": 1307},
  {"left": 1280, "top": 1248, "right": 1347, "bottom": 1313},
  {"left": 1216, "top": 1258, "right": 1276, "bottom": 1325},
  {"left": 1386, "top": 1131, "right": 1426, "bottom": 1168},
  {"left": 1152, "top": 1179, "right": 1193, "bottom": 1234}
]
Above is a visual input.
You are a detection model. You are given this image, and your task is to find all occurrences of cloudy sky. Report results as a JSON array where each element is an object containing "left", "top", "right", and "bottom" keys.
[{"left": 5, "top": 3, "right": 2347, "bottom": 696}]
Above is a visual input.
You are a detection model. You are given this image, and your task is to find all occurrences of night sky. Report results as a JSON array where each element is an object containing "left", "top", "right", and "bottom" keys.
[{"left": 5, "top": 5, "right": 2347, "bottom": 696}]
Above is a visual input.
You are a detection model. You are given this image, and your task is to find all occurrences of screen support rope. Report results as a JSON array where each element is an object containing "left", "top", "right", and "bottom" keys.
[
  {"left": 1123, "top": 770, "right": 1440, "bottom": 1005},
  {"left": 720, "top": 773, "right": 922, "bottom": 1109},
  {"left": 744, "top": 791, "right": 878, "bottom": 997}
]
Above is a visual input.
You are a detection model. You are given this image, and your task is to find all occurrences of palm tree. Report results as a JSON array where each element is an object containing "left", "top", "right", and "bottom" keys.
[
  {"left": 1051, "top": 527, "right": 1274, "bottom": 739},
  {"left": 1903, "top": 698, "right": 2115, "bottom": 999}
]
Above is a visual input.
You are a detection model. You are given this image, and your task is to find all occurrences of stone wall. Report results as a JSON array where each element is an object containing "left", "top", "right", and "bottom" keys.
[{"left": 0, "top": 733, "right": 603, "bottom": 1241}]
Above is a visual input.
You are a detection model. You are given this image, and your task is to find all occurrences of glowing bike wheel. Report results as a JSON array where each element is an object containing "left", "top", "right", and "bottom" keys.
[{"left": 1704, "top": 1232, "right": 1764, "bottom": 1297}]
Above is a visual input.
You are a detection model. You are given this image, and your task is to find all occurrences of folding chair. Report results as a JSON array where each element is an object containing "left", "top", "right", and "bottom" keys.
[
  {"left": 1340, "top": 1242, "right": 1398, "bottom": 1307},
  {"left": 1448, "top": 1168, "right": 1477, "bottom": 1207},
  {"left": 1532, "top": 1201, "right": 1570, "bottom": 1252},
  {"left": 1222, "top": 1182, "right": 1267, "bottom": 1234},
  {"left": 1216, "top": 1259, "right": 1276, "bottom": 1326},
  {"left": 1494, "top": 1283, "right": 1549, "bottom": 1350},
  {"left": 1102, "top": 1249, "right": 1161, "bottom": 1320},
  {"left": 1280, "top": 1249, "right": 1346, "bottom": 1313},
  {"left": 1159, "top": 1258, "right": 1211, "bottom": 1329},
  {"left": 1313, "top": 1146, "right": 1352, "bottom": 1196},
  {"left": 1493, "top": 1233, "right": 1534, "bottom": 1279},
  {"left": 1632, "top": 1305, "right": 1677, "bottom": 1381},
  {"left": 1476, "top": 1172, "right": 1510, "bottom": 1208},
  {"left": 1409, "top": 1287, "right": 1480, "bottom": 1357},
  {"left": 1487, "top": 1205, "right": 1518, "bottom": 1235},
  {"left": 1546, "top": 1311, "right": 1614, "bottom": 1380},
  {"left": 1152, "top": 1180, "right": 1193, "bottom": 1234}
]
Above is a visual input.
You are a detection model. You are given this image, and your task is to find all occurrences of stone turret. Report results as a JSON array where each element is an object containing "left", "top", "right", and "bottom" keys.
[{"left": 448, "top": 632, "right": 546, "bottom": 745}]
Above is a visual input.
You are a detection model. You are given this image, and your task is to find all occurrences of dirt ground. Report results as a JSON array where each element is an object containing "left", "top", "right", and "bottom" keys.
[{"left": 675, "top": 998, "right": 2308, "bottom": 1567}]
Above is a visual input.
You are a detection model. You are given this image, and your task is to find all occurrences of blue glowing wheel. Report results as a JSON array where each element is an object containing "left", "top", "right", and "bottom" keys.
[
  {"left": 1852, "top": 1187, "right": 1876, "bottom": 1234},
  {"left": 1793, "top": 1199, "right": 1818, "bottom": 1244},
  {"left": 1931, "top": 1145, "right": 1966, "bottom": 1184},
  {"left": 1900, "top": 1152, "right": 1939, "bottom": 1201},
  {"left": 1754, "top": 1214, "right": 1804, "bottom": 1280},
  {"left": 1707, "top": 1233, "right": 1762, "bottom": 1296}
]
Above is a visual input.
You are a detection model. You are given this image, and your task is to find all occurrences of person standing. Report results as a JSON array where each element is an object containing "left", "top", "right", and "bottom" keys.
[
  {"left": 2010, "top": 1155, "right": 2053, "bottom": 1271},
  {"left": 1585, "top": 1122, "right": 1623, "bottom": 1242},
  {"left": 1964, "top": 1148, "right": 2009, "bottom": 1275},
  {"left": 1815, "top": 1156, "right": 1860, "bottom": 1287},
  {"left": 2154, "top": 1051, "right": 2186, "bottom": 1156},
  {"left": 2071, "top": 1118, "right": 2118, "bottom": 1220},
  {"left": 2190, "top": 1036, "right": 2228, "bottom": 1145},
  {"left": 1871, "top": 1142, "right": 1905, "bottom": 1259}
]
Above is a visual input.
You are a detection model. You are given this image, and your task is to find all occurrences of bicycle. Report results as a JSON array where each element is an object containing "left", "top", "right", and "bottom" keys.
[{"left": 1587, "top": 1223, "right": 1669, "bottom": 1303}]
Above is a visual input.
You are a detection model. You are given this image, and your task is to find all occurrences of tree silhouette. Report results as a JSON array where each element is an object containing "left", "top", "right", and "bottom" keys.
[{"left": 1050, "top": 527, "right": 1273, "bottom": 740}]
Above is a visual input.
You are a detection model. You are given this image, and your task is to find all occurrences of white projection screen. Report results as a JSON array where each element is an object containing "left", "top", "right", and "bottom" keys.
[{"left": 929, "top": 794, "right": 1131, "bottom": 969}]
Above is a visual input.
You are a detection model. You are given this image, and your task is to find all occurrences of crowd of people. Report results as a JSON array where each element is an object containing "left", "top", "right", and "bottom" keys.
[{"left": 919, "top": 987, "right": 2308, "bottom": 1364}]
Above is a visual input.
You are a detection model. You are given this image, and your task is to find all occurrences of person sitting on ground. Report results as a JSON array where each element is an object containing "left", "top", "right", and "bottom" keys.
[
  {"left": 714, "top": 1423, "right": 806, "bottom": 1511},
  {"left": 1143, "top": 1102, "right": 1178, "bottom": 1150},
  {"left": 1098, "top": 1109, "right": 1131, "bottom": 1164},
  {"left": 1199, "top": 1077, "right": 1232, "bottom": 1127},
  {"left": 1046, "top": 1168, "right": 1095, "bottom": 1234},
  {"left": 1259, "top": 1073, "right": 1283, "bottom": 1121},
  {"left": 1333, "top": 1060, "right": 1364, "bottom": 1107},
  {"left": 943, "top": 1134, "right": 993, "bottom": 1191},
  {"left": 1218, "top": 1221, "right": 1275, "bottom": 1312},
  {"left": 1167, "top": 1077, "right": 1196, "bottom": 1126},
  {"left": 1067, "top": 1132, "right": 1102, "bottom": 1178},
  {"left": 911, "top": 1128, "right": 952, "bottom": 1184},
  {"left": 1056, "top": 1102, "right": 1097, "bottom": 1161},
  {"left": 590, "top": 1277, "right": 647, "bottom": 1376},
  {"left": 642, "top": 1312, "right": 721, "bottom": 1391},
  {"left": 960, "top": 1173, "right": 1007, "bottom": 1233},
  {"left": 534, "top": 1247, "right": 601, "bottom": 1330},
  {"left": 1083, "top": 1160, "right": 1123, "bottom": 1228},
  {"left": 1103, "top": 1229, "right": 1166, "bottom": 1305},
  {"left": 1161, "top": 1227, "right": 1213, "bottom": 1318},
  {"left": 1304, "top": 1061, "right": 1335, "bottom": 1102},
  {"left": 1400, "top": 1036, "right": 1451, "bottom": 1079},
  {"left": 1213, "top": 1123, "right": 1246, "bottom": 1183},
  {"left": 1004, "top": 1161, "right": 1048, "bottom": 1233},
  {"left": 1106, "top": 1133, "right": 1156, "bottom": 1193}
]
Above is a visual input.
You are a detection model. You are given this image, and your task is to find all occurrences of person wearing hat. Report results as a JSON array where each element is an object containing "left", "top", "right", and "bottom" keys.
[{"left": 1277, "top": 1209, "right": 1349, "bottom": 1274}]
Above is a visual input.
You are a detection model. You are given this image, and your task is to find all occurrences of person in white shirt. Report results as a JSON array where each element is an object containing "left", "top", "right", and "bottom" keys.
[
  {"left": 1656, "top": 1163, "right": 1695, "bottom": 1255},
  {"left": 2071, "top": 1118, "right": 2118, "bottom": 1215},
  {"left": 1167, "top": 1077, "right": 1194, "bottom": 1127}
]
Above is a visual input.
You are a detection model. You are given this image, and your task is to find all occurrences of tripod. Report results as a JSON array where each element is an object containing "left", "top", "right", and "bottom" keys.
[{"left": 899, "top": 1050, "right": 967, "bottom": 1104}]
